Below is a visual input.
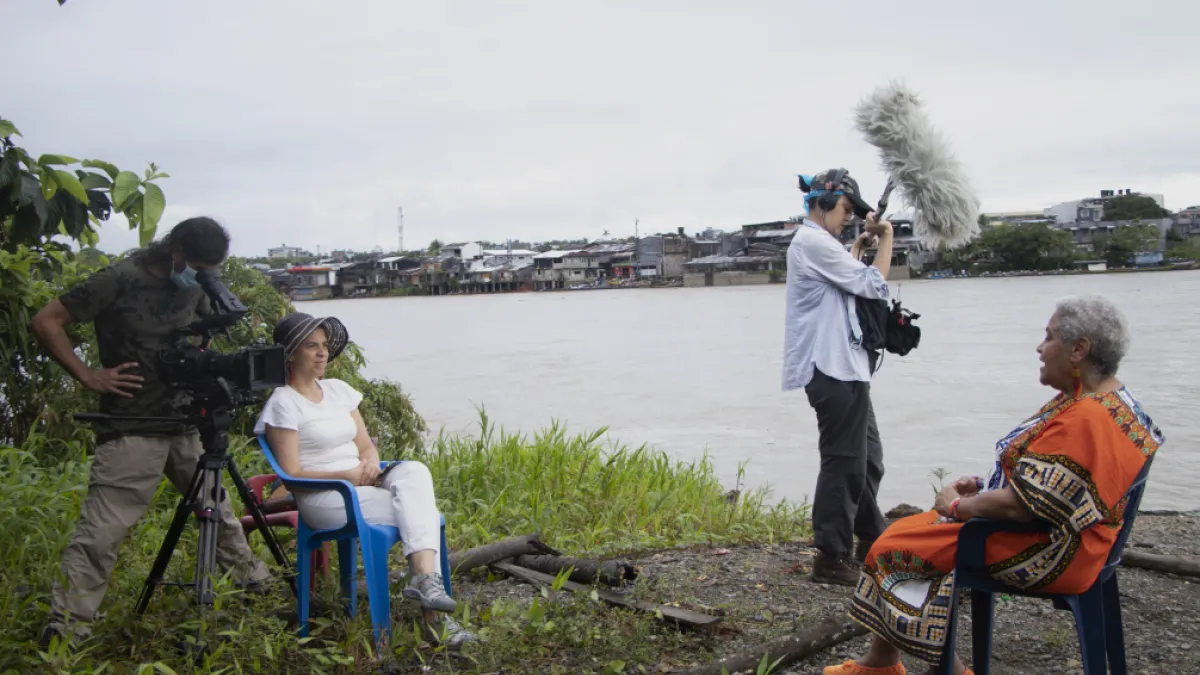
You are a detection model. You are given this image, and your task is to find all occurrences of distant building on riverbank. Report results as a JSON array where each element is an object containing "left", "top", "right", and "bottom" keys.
[
  {"left": 532, "top": 250, "right": 581, "bottom": 290},
  {"left": 268, "top": 243, "right": 312, "bottom": 259},
  {"left": 1172, "top": 206, "right": 1200, "bottom": 242},
  {"left": 1044, "top": 189, "right": 1166, "bottom": 226}
]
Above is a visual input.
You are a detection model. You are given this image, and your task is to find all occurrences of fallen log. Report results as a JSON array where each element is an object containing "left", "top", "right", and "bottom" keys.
[
  {"left": 678, "top": 618, "right": 868, "bottom": 675},
  {"left": 491, "top": 561, "right": 721, "bottom": 632},
  {"left": 446, "top": 533, "right": 559, "bottom": 576},
  {"left": 512, "top": 554, "right": 638, "bottom": 587},
  {"left": 1122, "top": 550, "right": 1200, "bottom": 578}
]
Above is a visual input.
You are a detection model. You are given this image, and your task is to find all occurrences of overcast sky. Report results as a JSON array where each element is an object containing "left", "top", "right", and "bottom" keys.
[{"left": 4, "top": 0, "right": 1198, "bottom": 256}]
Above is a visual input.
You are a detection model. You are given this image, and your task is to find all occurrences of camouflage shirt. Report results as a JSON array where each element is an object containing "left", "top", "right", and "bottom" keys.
[{"left": 59, "top": 255, "right": 211, "bottom": 440}]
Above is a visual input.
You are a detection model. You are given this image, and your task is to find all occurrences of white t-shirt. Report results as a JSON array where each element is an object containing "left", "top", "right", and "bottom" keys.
[{"left": 254, "top": 378, "right": 364, "bottom": 473}]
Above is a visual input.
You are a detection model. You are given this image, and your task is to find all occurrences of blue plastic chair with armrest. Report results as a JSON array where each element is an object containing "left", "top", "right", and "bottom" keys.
[
  {"left": 256, "top": 434, "right": 453, "bottom": 646},
  {"left": 935, "top": 456, "right": 1154, "bottom": 675}
]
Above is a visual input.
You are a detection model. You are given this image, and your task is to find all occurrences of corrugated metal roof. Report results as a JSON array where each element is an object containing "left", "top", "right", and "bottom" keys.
[
  {"left": 684, "top": 254, "right": 782, "bottom": 266},
  {"left": 483, "top": 249, "right": 538, "bottom": 256},
  {"left": 570, "top": 243, "right": 634, "bottom": 256},
  {"left": 533, "top": 250, "right": 582, "bottom": 259},
  {"left": 748, "top": 229, "right": 796, "bottom": 239}
]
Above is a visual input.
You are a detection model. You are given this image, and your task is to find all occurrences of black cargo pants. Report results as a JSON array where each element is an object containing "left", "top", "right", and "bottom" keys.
[{"left": 804, "top": 369, "right": 887, "bottom": 559}]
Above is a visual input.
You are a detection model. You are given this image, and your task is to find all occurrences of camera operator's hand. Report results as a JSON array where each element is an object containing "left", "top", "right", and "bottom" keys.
[
  {"left": 83, "top": 362, "right": 143, "bottom": 398},
  {"left": 864, "top": 212, "right": 893, "bottom": 237}
]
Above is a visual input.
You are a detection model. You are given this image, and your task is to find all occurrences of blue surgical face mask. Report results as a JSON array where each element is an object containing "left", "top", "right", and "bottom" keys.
[{"left": 171, "top": 264, "right": 200, "bottom": 290}]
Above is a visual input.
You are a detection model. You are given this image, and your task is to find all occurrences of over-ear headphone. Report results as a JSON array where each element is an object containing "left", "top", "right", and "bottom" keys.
[{"left": 815, "top": 168, "right": 848, "bottom": 213}]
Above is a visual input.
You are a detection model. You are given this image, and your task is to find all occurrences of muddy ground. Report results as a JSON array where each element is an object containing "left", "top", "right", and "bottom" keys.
[{"left": 442, "top": 513, "right": 1200, "bottom": 674}]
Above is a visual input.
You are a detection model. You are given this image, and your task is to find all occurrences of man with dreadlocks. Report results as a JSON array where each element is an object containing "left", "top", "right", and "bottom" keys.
[
  {"left": 782, "top": 169, "right": 895, "bottom": 586},
  {"left": 31, "top": 217, "right": 273, "bottom": 646}
]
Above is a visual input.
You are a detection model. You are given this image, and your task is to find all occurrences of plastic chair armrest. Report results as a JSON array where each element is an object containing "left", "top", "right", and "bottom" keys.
[
  {"left": 277, "top": 475, "right": 362, "bottom": 530},
  {"left": 957, "top": 517, "right": 1048, "bottom": 574}
]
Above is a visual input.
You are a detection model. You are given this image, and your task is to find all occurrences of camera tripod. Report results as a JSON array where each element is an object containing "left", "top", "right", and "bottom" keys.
[{"left": 76, "top": 399, "right": 297, "bottom": 616}]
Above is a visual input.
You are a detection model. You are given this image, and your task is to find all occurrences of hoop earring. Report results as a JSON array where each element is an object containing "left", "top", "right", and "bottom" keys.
[{"left": 1071, "top": 367, "right": 1083, "bottom": 398}]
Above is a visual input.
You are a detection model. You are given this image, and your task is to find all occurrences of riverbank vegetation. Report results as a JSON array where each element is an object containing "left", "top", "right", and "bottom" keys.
[
  {"left": 0, "top": 118, "right": 809, "bottom": 673},
  {"left": 929, "top": 194, "right": 1195, "bottom": 276}
]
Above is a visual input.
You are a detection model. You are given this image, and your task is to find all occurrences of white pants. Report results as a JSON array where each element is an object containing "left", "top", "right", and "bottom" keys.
[{"left": 295, "top": 461, "right": 440, "bottom": 558}]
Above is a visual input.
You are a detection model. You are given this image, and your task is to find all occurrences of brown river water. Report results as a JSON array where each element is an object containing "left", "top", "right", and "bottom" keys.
[{"left": 303, "top": 270, "right": 1199, "bottom": 511}]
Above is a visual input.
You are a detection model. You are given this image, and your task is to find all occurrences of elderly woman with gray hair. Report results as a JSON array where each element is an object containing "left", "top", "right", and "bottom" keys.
[{"left": 823, "top": 296, "right": 1164, "bottom": 675}]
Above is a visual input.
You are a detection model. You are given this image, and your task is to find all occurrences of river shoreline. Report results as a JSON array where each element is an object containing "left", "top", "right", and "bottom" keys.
[{"left": 302, "top": 263, "right": 1199, "bottom": 303}]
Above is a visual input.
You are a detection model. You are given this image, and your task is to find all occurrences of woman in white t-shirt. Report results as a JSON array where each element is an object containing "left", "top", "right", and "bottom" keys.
[{"left": 254, "top": 312, "right": 472, "bottom": 647}]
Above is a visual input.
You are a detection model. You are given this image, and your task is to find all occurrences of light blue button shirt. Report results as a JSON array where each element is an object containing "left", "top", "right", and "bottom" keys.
[{"left": 782, "top": 220, "right": 890, "bottom": 390}]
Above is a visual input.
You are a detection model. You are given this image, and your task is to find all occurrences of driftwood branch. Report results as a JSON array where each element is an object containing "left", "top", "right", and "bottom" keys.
[
  {"left": 491, "top": 562, "right": 721, "bottom": 631},
  {"left": 446, "top": 533, "right": 559, "bottom": 576},
  {"left": 1122, "top": 550, "right": 1200, "bottom": 578},
  {"left": 678, "top": 618, "right": 868, "bottom": 675},
  {"left": 512, "top": 554, "right": 638, "bottom": 587}
]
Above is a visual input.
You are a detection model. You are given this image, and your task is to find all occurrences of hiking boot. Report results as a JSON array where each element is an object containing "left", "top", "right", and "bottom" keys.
[
  {"left": 38, "top": 621, "right": 90, "bottom": 650},
  {"left": 811, "top": 552, "right": 861, "bottom": 587},
  {"left": 422, "top": 615, "right": 476, "bottom": 650},
  {"left": 403, "top": 573, "right": 457, "bottom": 613},
  {"left": 235, "top": 575, "right": 279, "bottom": 596}
]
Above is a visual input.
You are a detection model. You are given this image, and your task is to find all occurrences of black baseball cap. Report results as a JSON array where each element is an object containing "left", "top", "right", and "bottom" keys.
[{"left": 799, "top": 169, "right": 874, "bottom": 219}]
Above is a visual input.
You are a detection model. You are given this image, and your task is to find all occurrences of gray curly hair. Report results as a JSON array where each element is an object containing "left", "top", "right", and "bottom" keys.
[{"left": 1055, "top": 295, "right": 1130, "bottom": 377}]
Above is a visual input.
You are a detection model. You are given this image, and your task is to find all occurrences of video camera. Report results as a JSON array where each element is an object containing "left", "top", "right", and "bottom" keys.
[{"left": 158, "top": 268, "right": 287, "bottom": 403}]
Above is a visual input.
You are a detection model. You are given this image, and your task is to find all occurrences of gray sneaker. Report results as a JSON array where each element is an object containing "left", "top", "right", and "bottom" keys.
[
  {"left": 402, "top": 573, "right": 457, "bottom": 613},
  {"left": 422, "top": 615, "right": 475, "bottom": 650}
]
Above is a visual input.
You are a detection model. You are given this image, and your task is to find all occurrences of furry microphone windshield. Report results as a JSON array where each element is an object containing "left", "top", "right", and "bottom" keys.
[{"left": 855, "top": 83, "right": 980, "bottom": 248}]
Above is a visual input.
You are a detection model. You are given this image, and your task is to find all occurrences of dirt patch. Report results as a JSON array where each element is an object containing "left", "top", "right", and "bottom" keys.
[{"left": 432, "top": 514, "right": 1200, "bottom": 674}]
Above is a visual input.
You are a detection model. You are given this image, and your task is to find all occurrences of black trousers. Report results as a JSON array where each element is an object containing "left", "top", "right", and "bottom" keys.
[{"left": 804, "top": 369, "right": 887, "bottom": 559}]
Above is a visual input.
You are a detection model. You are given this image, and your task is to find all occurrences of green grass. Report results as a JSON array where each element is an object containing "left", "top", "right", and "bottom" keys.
[
  {"left": 427, "top": 411, "right": 807, "bottom": 556},
  {"left": 0, "top": 414, "right": 809, "bottom": 674}
]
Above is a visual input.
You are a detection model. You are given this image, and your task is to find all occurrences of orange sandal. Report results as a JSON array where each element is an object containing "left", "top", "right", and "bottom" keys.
[{"left": 822, "top": 660, "right": 907, "bottom": 675}]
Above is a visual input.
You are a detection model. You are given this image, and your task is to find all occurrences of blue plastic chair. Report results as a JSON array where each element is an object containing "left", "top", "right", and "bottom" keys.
[
  {"left": 935, "top": 457, "right": 1154, "bottom": 675},
  {"left": 257, "top": 435, "right": 453, "bottom": 646}
]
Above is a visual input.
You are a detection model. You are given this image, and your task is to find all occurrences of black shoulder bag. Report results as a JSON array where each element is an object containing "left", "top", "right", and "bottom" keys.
[{"left": 855, "top": 295, "right": 921, "bottom": 374}]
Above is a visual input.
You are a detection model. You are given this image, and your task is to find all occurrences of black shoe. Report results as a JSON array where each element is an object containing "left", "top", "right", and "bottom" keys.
[{"left": 811, "top": 552, "right": 861, "bottom": 587}]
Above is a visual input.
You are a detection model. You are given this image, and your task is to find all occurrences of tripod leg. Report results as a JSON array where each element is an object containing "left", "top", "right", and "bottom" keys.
[
  {"left": 228, "top": 462, "right": 298, "bottom": 598},
  {"left": 137, "top": 464, "right": 204, "bottom": 615},
  {"left": 194, "top": 466, "right": 225, "bottom": 607}
]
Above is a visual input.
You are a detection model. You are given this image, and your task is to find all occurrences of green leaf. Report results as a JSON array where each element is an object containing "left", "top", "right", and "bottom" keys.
[
  {"left": 40, "top": 168, "right": 58, "bottom": 200},
  {"left": 78, "top": 171, "right": 112, "bottom": 190},
  {"left": 142, "top": 182, "right": 165, "bottom": 240},
  {"left": 0, "top": 119, "right": 18, "bottom": 138},
  {"left": 80, "top": 224, "right": 99, "bottom": 248},
  {"left": 0, "top": 153, "right": 18, "bottom": 190},
  {"left": 112, "top": 170, "right": 141, "bottom": 209},
  {"left": 82, "top": 159, "right": 119, "bottom": 179},
  {"left": 52, "top": 169, "right": 89, "bottom": 204},
  {"left": 37, "top": 154, "right": 79, "bottom": 166}
]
